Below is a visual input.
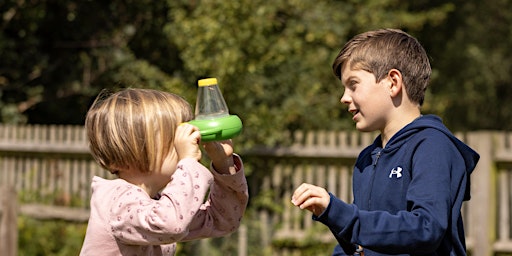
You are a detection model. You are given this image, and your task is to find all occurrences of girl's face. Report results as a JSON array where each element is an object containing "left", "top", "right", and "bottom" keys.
[{"left": 339, "top": 67, "right": 392, "bottom": 132}]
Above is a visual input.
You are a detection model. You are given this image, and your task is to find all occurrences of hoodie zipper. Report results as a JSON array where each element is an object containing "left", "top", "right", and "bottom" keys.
[
  {"left": 367, "top": 150, "right": 381, "bottom": 209},
  {"left": 373, "top": 151, "right": 381, "bottom": 166}
]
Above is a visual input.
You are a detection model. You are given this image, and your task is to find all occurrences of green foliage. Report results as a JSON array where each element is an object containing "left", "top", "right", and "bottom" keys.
[
  {"left": 0, "top": 0, "right": 192, "bottom": 124},
  {"left": 3, "top": 0, "right": 508, "bottom": 141},
  {"left": 1, "top": 0, "right": 461, "bottom": 145},
  {"left": 17, "top": 215, "right": 87, "bottom": 256},
  {"left": 94, "top": 57, "right": 195, "bottom": 103},
  {"left": 16, "top": 189, "right": 87, "bottom": 255},
  {"left": 178, "top": 211, "right": 277, "bottom": 256},
  {"left": 167, "top": 0, "right": 348, "bottom": 147},
  {"left": 419, "top": 0, "right": 512, "bottom": 130},
  {"left": 166, "top": 0, "right": 448, "bottom": 147}
]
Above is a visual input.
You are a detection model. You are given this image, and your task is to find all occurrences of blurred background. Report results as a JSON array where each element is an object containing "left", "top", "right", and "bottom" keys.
[{"left": 0, "top": 0, "right": 511, "bottom": 255}]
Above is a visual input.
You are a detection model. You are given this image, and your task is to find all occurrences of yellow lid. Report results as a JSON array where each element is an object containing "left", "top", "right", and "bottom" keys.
[{"left": 198, "top": 78, "right": 218, "bottom": 87}]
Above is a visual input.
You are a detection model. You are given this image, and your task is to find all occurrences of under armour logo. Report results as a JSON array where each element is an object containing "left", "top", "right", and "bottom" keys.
[{"left": 389, "top": 167, "right": 403, "bottom": 178}]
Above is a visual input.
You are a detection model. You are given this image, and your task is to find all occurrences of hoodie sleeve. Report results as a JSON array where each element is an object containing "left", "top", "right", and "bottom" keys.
[{"left": 315, "top": 131, "right": 470, "bottom": 255}]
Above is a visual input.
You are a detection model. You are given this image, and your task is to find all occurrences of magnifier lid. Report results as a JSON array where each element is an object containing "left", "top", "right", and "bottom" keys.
[{"left": 198, "top": 78, "right": 218, "bottom": 87}]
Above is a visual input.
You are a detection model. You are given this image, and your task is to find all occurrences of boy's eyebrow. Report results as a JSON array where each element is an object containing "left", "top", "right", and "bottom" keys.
[{"left": 341, "top": 75, "right": 355, "bottom": 86}]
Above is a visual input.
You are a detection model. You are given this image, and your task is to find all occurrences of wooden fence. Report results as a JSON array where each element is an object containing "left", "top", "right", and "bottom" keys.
[{"left": 0, "top": 125, "right": 510, "bottom": 255}]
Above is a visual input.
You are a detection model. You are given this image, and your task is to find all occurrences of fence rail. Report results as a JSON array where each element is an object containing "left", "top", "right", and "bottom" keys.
[{"left": 0, "top": 125, "right": 510, "bottom": 255}]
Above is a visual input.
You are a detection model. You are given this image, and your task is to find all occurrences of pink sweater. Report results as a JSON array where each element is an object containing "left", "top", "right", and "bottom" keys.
[{"left": 80, "top": 156, "right": 248, "bottom": 256}]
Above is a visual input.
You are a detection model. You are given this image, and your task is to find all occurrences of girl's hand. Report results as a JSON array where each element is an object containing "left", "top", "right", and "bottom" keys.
[
  {"left": 203, "top": 140, "right": 235, "bottom": 174},
  {"left": 174, "top": 123, "right": 202, "bottom": 161},
  {"left": 291, "top": 183, "right": 330, "bottom": 216}
]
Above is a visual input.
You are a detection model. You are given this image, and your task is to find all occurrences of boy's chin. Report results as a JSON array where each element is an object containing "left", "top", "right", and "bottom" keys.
[{"left": 355, "top": 123, "right": 375, "bottom": 133}]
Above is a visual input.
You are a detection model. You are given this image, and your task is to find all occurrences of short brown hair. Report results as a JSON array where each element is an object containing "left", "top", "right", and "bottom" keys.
[
  {"left": 85, "top": 88, "right": 193, "bottom": 174},
  {"left": 332, "top": 28, "right": 431, "bottom": 105}
]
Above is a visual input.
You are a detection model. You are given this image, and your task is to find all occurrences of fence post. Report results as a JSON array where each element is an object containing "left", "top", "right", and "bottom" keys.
[
  {"left": 238, "top": 223, "right": 247, "bottom": 256},
  {"left": 466, "top": 131, "right": 495, "bottom": 256},
  {"left": 0, "top": 185, "right": 18, "bottom": 256}
]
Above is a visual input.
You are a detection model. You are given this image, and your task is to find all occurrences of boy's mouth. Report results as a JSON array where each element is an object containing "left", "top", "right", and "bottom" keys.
[
  {"left": 349, "top": 109, "right": 359, "bottom": 116},
  {"left": 348, "top": 109, "right": 359, "bottom": 121}
]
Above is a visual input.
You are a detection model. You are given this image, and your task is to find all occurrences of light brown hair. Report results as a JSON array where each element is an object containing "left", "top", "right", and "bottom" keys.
[
  {"left": 85, "top": 88, "right": 193, "bottom": 175},
  {"left": 332, "top": 28, "right": 431, "bottom": 105}
]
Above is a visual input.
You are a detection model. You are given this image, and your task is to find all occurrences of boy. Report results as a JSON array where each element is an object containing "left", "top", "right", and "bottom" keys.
[{"left": 291, "top": 29, "right": 479, "bottom": 255}]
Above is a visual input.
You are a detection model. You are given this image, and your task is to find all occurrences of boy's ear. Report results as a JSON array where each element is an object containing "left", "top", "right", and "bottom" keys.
[{"left": 388, "top": 69, "right": 403, "bottom": 97}]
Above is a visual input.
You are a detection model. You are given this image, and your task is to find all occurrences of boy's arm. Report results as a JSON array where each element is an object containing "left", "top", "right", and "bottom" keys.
[
  {"left": 292, "top": 184, "right": 358, "bottom": 255},
  {"left": 315, "top": 136, "right": 462, "bottom": 254}
]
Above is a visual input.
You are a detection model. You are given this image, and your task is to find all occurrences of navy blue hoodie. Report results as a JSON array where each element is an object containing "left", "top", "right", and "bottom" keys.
[{"left": 313, "top": 115, "right": 479, "bottom": 255}]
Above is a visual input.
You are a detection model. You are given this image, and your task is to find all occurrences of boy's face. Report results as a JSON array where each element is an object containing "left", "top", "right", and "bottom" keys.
[{"left": 339, "top": 66, "right": 393, "bottom": 132}]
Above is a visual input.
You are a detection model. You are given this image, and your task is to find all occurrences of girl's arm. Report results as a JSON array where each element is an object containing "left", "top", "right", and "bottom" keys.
[
  {"left": 108, "top": 158, "right": 213, "bottom": 245},
  {"left": 183, "top": 153, "right": 249, "bottom": 240}
]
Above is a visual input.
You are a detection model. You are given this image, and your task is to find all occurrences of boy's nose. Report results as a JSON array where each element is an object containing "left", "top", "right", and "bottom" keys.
[{"left": 340, "top": 92, "right": 351, "bottom": 105}]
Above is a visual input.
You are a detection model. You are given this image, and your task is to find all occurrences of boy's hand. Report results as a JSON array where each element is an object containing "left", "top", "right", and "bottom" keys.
[
  {"left": 203, "top": 140, "right": 235, "bottom": 174},
  {"left": 291, "top": 183, "right": 330, "bottom": 216},
  {"left": 174, "top": 123, "right": 202, "bottom": 161}
]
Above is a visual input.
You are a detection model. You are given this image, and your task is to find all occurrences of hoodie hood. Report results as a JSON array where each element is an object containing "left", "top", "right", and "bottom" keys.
[{"left": 385, "top": 114, "right": 480, "bottom": 200}]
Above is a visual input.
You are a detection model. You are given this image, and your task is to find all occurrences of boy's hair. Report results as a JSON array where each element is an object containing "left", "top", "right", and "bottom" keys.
[
  {"left": 332, "top": 28, "right": 431, "bottom": 106},
  {"left": 85, "top": 88, "right": 194, "bottom": 175}
]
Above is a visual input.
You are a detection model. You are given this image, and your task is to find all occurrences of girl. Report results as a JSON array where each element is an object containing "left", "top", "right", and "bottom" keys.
[{"left": 80, "top": 88, "right": 248, "bottom": 255}]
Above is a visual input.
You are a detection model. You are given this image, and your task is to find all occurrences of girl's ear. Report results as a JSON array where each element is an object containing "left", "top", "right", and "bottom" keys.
[{"left": 388, "top": 69, "right": 403, "bottom": 97}]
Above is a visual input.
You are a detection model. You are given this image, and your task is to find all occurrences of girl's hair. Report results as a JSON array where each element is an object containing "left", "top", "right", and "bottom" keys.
[
  {"left": 85, "top": 88, "right": 194, "bottom": 175},
  {"left": 332, "top": 28, "right": 431, "bottom": 106}
]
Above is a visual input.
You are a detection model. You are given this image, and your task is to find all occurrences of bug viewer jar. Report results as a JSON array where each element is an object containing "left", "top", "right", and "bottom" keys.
[{"left": 188, "top": 78, "right": 243, "bottom": 142}]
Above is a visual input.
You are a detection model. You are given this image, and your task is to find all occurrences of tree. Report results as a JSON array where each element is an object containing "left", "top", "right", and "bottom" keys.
[
  {"left": 1, "top": 0, "right": 486, "bottom": 147},
  {"left": 166, "top": 0, "right": 452, "bottom": 147},
  {"left": 419, "top": 0, "right": 512, "bottom": 130},
  {"left": 0, "top": 0, "right": 193, "bottom": 125}
]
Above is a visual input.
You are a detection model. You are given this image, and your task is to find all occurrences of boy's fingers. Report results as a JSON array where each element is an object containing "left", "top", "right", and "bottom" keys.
[
  {"left": 291, "top": 183, "right": 305, "bottom": 202},
  {"left": 292, "top": 183, "right": 314, "bottom": 205},
  {"left": 300, "top": 198, "right": 319, "bottom": 210}
]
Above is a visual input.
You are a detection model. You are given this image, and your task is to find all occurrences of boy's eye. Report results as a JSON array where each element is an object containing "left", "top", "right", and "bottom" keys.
[{"left": 348, "top": 80, "right": 357, "bottom": 89}]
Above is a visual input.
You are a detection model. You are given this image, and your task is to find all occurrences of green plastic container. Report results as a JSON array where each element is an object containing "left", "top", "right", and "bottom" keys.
[
  {"left": 188, "top": 78, "right": 243, "bottom": 142},
  {"left": 189, "top": 115, "right": 243, "bottom": 142}
]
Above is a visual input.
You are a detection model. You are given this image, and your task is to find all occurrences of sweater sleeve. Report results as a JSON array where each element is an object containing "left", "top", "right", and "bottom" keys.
[
  {"left": 182, "top": 154, "right": 249, "bottom": 240},
  {"left": 108, "top": 158, "right": 214, "bottom": 245}
]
